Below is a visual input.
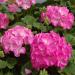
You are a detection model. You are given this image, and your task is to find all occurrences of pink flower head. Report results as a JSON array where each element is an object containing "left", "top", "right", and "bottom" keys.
[
  {"left": 0, "top": 0, "right": 7, "bottom": 3},
  {"left": 16, "top": 0, "right": 36, "bottom": 10},
  {"left": 41, "top": 12, "right": 46, "bottom": 22},
  {"left": 0, "top": 25, "right": 34, "bottom": 57},
  {"left": 41, "top": 6, "right": 74, "bottom": 29},
  {"left": 8, "top": 3, "right": 20, "bottom": 13},
  {"left": 31, "top": 31, "right": 72, "bottom": 70},
  {"left": 0, "top": 13, "right": 9, "bottom": 29}
]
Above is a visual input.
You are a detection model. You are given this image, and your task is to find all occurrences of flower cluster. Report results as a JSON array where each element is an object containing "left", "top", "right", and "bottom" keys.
[
  {"left": 0, "top": 13, "right": 9, "bottom": 29},
  {"left": 0, "top": 0, "right": 7, "bottom": 3},
  {"left": 16, "top": 0, "right": 36, "bottom": 10},
  {"left": 41, "top": 6, "right": 74, "bottom": 29},
  {"left": 0, "top": 0, "right": 74, "bottom": 71},
  {"left": 31, "top": 31, "right": 72, "bottom": 70},
  {"left": 8, "top": 3, "right": 20, "bottom": 13},
  {"left": 0, "top": 25, "right": 34, "bottom": 57}
]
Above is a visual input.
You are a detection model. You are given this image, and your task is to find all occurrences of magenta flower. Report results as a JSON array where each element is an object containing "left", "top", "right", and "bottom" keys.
[
  {"left": 16, "top": 0, "right": 36, "bottom": 10},
  {"left": 31, "top": 31, "right": 72, "bottom": 70},
  {"left": 0, "top": 25, "right": 34, "bottom": 57},
  {"left": 0, "top": 13, "right": 9, "bottom": 29},
  {"left": 0, "top": 0, "right": 7, "bottom": 3},
  {"left": 41, "top": 6, "right": 74, "bottom": 29},
  {"left": 8, "top": 3, "right": 20, "bottom": 13}
]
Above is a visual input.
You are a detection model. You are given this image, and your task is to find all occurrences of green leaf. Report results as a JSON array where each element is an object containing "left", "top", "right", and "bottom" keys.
[
  {"left": 65, "top": 34, "right": 73, "bottom": 42},
  {"left": 21, "top": 15, "right": 36, "bottom": 25},
  {"left": 39, "top": 69, "right": 48, "bottom": 75},
  {"left": 0, "top": 33, "right": 2, "bottom": 36},
  {"left": 15, "top": 22, "right": 24, "bottom": 25},
  {"left": 5, "top": 71, "right": 13, "bottom": 75},
  {"left": 7, "top": 13, "right": 14, "bottom": 21},
  {"left": 0, "top": 48, "right": 2, "bottom": 51},
  {"left": 0, "top": 4, "right": 7, "bottom": 12},
  {"left": 64, "top": 34, "right": 75, "bottom": 45},
  {"left": 0, "top": 70, "right": 3, "bottom": 75},
  {"left": 0, "top": 51, "right": 5, "bottom": 58},
  {"left": 41, "top": 26, "right": 48, "bottom": 32},
  {"left": 60, "top": 0, "right": 66, "bottom": 6},
  {"left": 62, "top": 62, "right": 75, "bottom": 75},
  {"left": 33, "top": 22, "right": 42, "bottom": 30},
  {"left": 26, "top": 24, "right": 32, "bottom": 29},
  {"left": 70, "top": 50, "right": 75, "bottom": 64},
  {"left": 44, "top": 17, "right": 50, "bottom": 26},
  {"left": 32, "top": 70, "right": 38, "bottom": 75},
  {"left": 0, "top": 5, "right": 3, "bottom": 11},
  {"left": 0, "top": 60, "right": 7, "bottom": 69},
  {"left": 6, "top": 58, "right": 17, "bottom": 69}
]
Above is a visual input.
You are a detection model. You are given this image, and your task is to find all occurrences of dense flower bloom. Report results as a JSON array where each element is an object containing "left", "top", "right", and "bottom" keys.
[
  {"left": 16, "top": 0, "right": 36, "bottom": 10},
  {"left": 8, "top": 3, "right": 20, "bottom": 13},
  {"left": 0, "top": 13, "right": 9, "bottom": 29},
  {"left": 41, "top": 6, "right": 74, "bottom": 29},
  {"left": 0, "top": 25, "right": 34, "bottom": 57},
  {"left": 31, "top": 31, "right": 72, "bottom": 70},
  {"left": 0, "top": 0, "right": 7, "bottom": 3}
]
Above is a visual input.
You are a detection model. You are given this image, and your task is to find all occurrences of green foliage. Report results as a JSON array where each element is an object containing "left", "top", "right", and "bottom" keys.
[
  {"left": 71, "top": 50, "right": 75, "bottom": 64},
  {"left": 61, "top": 62, "right": 75, "bottom": 75},
  {"left": 64, "top": 34, "right": 75, "bottom": 46},
  {"left": 7, "top": 13, "right": 14, "bottom": 21},
  {"left": 0, "top": 51, "right": 5, "bottom": 58},
  {"left": 5, "top": 71, "right": 13, "bottom": 75},
  {"left": 0, "top": 60, "right": 7, "bottom": 69},
  {"left": 6, "top": 58, "right": 17, "bottom": 69},
  {"left": 33, "top": 22, "right": 42, "bottom": 30},
  {"left": 0, "top": 58, "right": 17, "bottom": 69},
  {"left": 0, "top": 4, "right": 7, "bottom": 12},
  {"left": 0, "top": 70, "right": 3, "bottom": 75},
  {"left": 39, "top": 69, "right": 48, "bottom": 75},
  {"left": 21, "top": 15, "right": 36, "bottom": 25}
]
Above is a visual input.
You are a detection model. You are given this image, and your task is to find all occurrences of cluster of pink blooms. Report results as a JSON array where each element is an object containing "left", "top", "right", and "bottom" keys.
[
  {"left": 0, "top": 13, "right": 9, "bottom": 29},
  {"left": 8, "top": 3, "right": 20, "bottom": 13},
  {"left": 16, "top": 0, "right": 36, "bottom": 10},
  {"left": 30, "top": 31, "right": 72, "bottom": 70},
  {"left": 41, "top": 6, "right": 74, "bottom": 29},
  {"left": 0, "top": 25, "right": 34, "bottom": 57},
  {"left": 0, "top": 0, "right": 7, "bottom": 3},
  {"left": 0, "top": 0, "right": 73, "bottom": 70}
]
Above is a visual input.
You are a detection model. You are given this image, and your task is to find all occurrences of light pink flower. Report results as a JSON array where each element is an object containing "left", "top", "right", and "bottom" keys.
[
  {"left": 16, "top": 0, "right": 36, "bottom": 10},
  {"left": 8, "top": 3, "right": 20, "bottom": 13},
  {"left": 41, "top": 6, "right": 74, "bottom": 29},
  {"left": 0, "top": 25, "right": 34, "bottom": 57},
  {"left": 0, "top": 13, "right": 9, "bottom": 29},
  {"left": 0, "top": 0, "right": 7, "bottom": 3},
  {"left": 41, "top": 12, "right": 46, "bottom": 22},
  {"left": 31, "top": 31, "right": 72, "bottom": 70}
]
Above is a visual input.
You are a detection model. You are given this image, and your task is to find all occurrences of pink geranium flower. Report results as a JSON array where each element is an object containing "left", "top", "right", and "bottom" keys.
[
  {"left": 16, "top": 0, "right": 36, "bottom": 10},
  {"left": 0, "top": 0, "right": 7, "bottom": 3},
  {"left": 0, "top": 25, "right": 34, "bottom": 57},
  {"left": 41, "top": 6, "right": 74, "bottom": 29},
  {"left": 31, "top": 31, "right": 72, "bottom": 70},
  {"left": 8, "top": 3, "right": 20, "bottom": 13},
  {"left": 0, "top": 13, "right": 9, "bottom": 29}
]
